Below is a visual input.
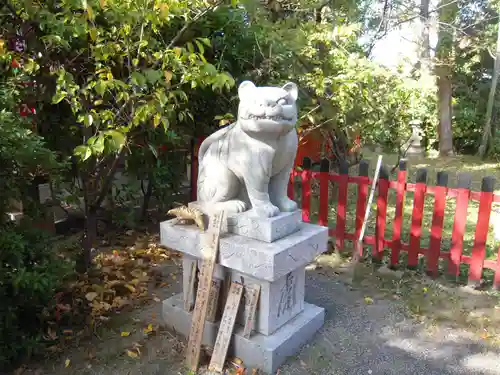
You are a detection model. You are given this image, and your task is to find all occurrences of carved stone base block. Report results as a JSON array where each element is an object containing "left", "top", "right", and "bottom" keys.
[
  {"left": 160, "top": 220, "right": 327, "bottom": 282},
  {"left": 160, "top": 208, "right": 328, "bottom": 373},
  {"left": 230, "top": 268, "right": 305, "bottom": 336},
  {"left": 188, "top": 201, "right": 302, "bottom": 243},
  {"left": 180, "top": 254, "right": 305, "bottom": 335},
  {"left": 162, "top": 294, "right": 325, "bottom": 374}
]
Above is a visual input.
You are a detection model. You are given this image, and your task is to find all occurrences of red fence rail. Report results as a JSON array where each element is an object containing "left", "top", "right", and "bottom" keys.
[
  {"left": 190, "top": 139, "right": 500, "bottom": 288},
  {"left": 287, "top": 157, "right": 500, "bottom": 289}
]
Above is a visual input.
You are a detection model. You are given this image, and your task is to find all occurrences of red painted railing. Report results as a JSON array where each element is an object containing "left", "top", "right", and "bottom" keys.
[
  {"left": 286, "top": 157, "right": 500, "bottom": 289},
  {"left": 190, "top": 141, "right": 500, "bottom": 288}
]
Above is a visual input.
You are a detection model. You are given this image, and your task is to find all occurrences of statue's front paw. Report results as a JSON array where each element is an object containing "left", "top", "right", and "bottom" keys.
[
  {"left": 250, "top": 202, "right": 280, "bottom": 218},
  {"left": 276, "top": 198, "right": 298, "bottom": 212}
]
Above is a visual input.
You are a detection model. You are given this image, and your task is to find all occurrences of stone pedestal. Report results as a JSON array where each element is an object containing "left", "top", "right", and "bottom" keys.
[{"left": 160, "top": 204, "right": 328, "bottom": 374}]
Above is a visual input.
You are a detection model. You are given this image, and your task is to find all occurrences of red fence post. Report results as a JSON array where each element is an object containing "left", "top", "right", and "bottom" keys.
[
  {"left": 318, "top": 159, "right": 330, "bottom": 227},
  {"left": 408, "top": 168, "right": 427, "bottom": 268},
  {"left": 374, "top": 165, "right": 389, "bottom": 260},
  {"left": 335, "top": 160, "right": 349, "bottom": 251},
  {"left": 427, "top": 171, "right": 448, "bottom": 277},
  {"left": 448, "top": 173, "right": 472, "bottom": 278},
  {"left": 301, "top": 157, "right": 312, "bottom": 223},
  {"left": 355, "top": 160, "right": 369, "bottom": 254},
  {"left": 468, "top": 176, "right": 495, "bottom": 286},
  {"left": 390, "top": 159, "right": 407, "bottom": 267}
]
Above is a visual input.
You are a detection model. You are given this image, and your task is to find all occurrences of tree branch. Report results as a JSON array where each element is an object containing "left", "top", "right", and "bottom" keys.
[
  {"left": 91, "top": 143, "right": 127, "bottom": 210},
  {"left": 166, "top": 0, "right": 223, "bottom": 50},
  {"left": 300, "top": 118, "right": 335, "bottom": 139}
]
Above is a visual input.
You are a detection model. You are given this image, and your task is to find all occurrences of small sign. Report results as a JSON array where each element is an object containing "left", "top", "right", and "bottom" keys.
[
  {"left": 243, "top": 284, "right": 261, "bottom": 338},
  {"left": 209, "top": 281, "right": 244, "bottom": 373}
]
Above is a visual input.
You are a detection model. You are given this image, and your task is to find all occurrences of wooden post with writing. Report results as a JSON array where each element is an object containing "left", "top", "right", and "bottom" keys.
[
  {"left": 242, "top": 284, "right": 260, "bottom": 338},
  {"left": 185, "top": 210, "right": 224, "bottom": 372},
  {"left": 206, "top": 279, "right": 222, "bottom": 322},
  {"left": 208, "top": 281, "right": 244, "bottom": 373}
]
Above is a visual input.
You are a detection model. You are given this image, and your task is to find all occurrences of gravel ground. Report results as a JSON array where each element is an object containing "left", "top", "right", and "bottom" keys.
[
  {"left": 278, "top": 268, "right": 500, "bottom": 375},
  {"left": 28, "top": 260, "right": 500, "bottom": 375}
]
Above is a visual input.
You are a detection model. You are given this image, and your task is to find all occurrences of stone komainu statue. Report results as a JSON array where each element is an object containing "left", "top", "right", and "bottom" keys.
[{"left": 197, "top": 81, "right": 299, "bottom": 218}]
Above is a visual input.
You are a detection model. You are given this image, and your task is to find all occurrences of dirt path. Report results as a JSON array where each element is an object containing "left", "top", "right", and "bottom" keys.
[{"left": 22, "top": 253, "right": 500, "bottom": 375}]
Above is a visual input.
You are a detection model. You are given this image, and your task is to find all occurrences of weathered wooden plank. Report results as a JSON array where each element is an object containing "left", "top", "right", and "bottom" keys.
[
  {"left": 208, "top": 281, "right": 244, "bottom": 373},
  {"left": 185, "top": 211, "right": 224, "bottom": 372},
  {"left": 243, "top": 284, "right": 261, "bottom": 339}
]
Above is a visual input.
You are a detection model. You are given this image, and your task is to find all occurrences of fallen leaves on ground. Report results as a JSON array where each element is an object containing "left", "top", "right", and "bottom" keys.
[
  {"left": 143, "top": 324, "right": 154, "bottom": 335},
  {"left": 125, "top": 342, "right": 143, "bottom": 359},
  {"left": 72, "top": 241, "right": 177, "bottom": 322},
  {"left": 126, "top": 349, "right": 139, "bottom": 359},
  {"left": 41, "top": 233, "right": 180, "bottom": 357}
]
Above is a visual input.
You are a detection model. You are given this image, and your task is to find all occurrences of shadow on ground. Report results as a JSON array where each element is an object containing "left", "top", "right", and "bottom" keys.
[
  {"left": 278, "top": 267, "right": 500, "bottom": 375},
  {"left": 22, "top": 253, "right": 500, "bottom": 375}
]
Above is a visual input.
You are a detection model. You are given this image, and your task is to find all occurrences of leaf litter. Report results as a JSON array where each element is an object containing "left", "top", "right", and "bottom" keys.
[{"left": 39, "top": 232, "right": 180, "bottom": 363}]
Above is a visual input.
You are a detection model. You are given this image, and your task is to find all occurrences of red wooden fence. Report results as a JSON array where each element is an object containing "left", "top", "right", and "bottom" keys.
[
  {"left": 190, "top": 140, "right": 500, "bottom": 288},
  {"left": 287, "top": 157, "right": 500, "bottom": 289}
]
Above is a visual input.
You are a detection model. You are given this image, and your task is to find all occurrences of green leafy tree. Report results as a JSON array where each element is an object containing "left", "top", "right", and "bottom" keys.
[
  {"left": 241, "top": 1, "right": 435, "bottom": 161},
  {"left": 0, "top": 36, "right": 60, "bottom": 223},
  {"left": 5, "top": 0, "right": 236, "bottom": 270}
]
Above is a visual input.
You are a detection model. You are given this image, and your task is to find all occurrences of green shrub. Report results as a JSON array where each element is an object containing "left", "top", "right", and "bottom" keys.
[{"left": 0, "top": 224, "right": 73, "bottom": 371}]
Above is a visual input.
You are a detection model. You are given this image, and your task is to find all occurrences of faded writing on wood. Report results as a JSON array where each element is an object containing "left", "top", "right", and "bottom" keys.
[{"left": 243, "top": 283, "right": 261, "bottom": 338}]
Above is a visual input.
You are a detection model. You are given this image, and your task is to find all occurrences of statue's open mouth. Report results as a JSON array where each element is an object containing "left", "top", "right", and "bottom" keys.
[{"left": 247, "top": 114, "right": 293, "bottom": 121}]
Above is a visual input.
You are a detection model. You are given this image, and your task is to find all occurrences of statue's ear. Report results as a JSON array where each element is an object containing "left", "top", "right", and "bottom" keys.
[
  {"left": 282, "top": 82, "right": 298, "bottom": 101},
  {"left": 238, "top": 81, "right": 256, "bottom": 98}
]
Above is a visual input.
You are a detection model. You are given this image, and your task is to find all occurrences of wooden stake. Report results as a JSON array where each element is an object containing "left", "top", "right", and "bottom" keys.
[
  {"left": 185, "top": 210, "right": 224, "bottom": 372},
  {"left": 206, "top": 279, "right": 222, "bottom": 322},
  {"left": 209, "top": 282, "right": 244, "bottom": 373},
  {"left": 184, "top": 260, "right": 197, "bottom": 312},
  {"left": 242, "top": 284, "right": 260, "bottom": 339},
  {"left": 353, "top": 155, "right": 383, "bottom": 264}
]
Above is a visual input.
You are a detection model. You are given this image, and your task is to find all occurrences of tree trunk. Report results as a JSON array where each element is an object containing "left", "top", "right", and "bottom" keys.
[
  {"left": 82, "top": 207, "right": 97, "bottom": 267},
  {"left": 77, "top": 175, "right": 98, "bottom": 273},
  {"left": 435, "top": 0, "right": 458, "bottom": 156},
  {"left": 419, "top": 0, "right": 431, "bottom": 74},
  {"left": 478, "top": 19, "right": 500, "bottom": 159},
  {"left": 140, "top": 175, "right": 153, "bottom": 222},
  {"left": 436, "top": 66, "right": 454, "bottom": 156}
]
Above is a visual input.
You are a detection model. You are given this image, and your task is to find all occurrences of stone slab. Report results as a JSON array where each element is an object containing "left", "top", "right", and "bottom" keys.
[
  {"left": 188, "top": 201, "right": 302, "bottom": 243},
  {"left": 231, "top": 268, "right": 305, "bottom": 336},
  {"left": 181, "top": 257, "right": 306, "bottom": 335},
  {"left": 162, "top": 293, "right": 325, "bottom": 374},
  {"left": 161, "top": 221, "right": 328, "bottom": 281}
]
